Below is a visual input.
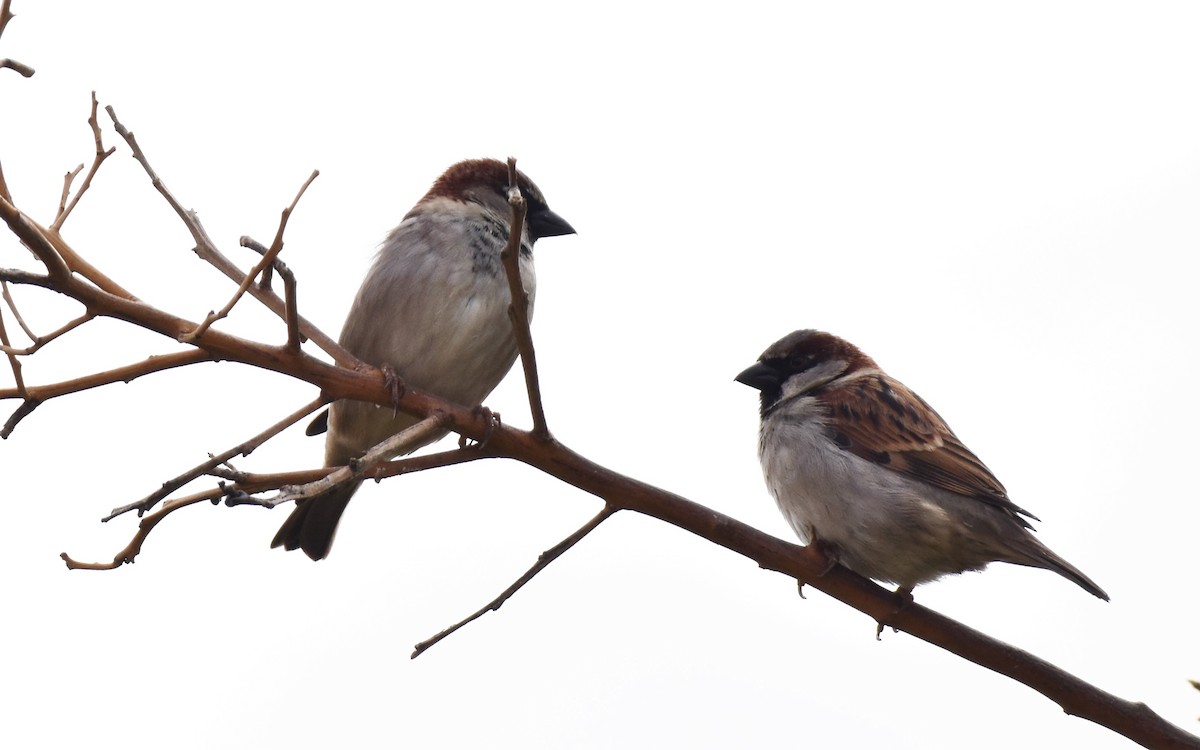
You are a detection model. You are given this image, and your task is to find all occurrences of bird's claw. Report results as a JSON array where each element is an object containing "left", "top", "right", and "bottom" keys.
[
  {"left": 381, "top": 363, "right": 406, "bottom": 417},
  {"left": 459, "top": 406, "right": 500, "bottom": 449},
  {"left": 875, "top": 586, "right": 914, "bottom": 640}
]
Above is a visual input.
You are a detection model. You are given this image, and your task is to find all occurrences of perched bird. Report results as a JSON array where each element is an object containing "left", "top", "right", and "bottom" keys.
[
  {"left": 735, "top": 329, "right": 1108, "bottom": 601},
  {"left": 272, "top": 159, "right": 575, "bottom": 560}
]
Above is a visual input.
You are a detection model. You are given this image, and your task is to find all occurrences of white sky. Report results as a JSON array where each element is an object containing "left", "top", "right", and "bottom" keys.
[{"left": 3, "top": 2, "right": 1199, "bottom": 748}]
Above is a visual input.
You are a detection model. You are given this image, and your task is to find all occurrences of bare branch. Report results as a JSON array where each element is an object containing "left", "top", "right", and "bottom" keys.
[
  {"left": 181, "top": 170, "right": 318, "bottom": 343},
  {"left": 211, "top": 446, "right": 493, "bottom": 502},
  {"left": 365, "top": 445, "right": 495, "bottom": 482},
  {"left": 0, "top": 290, "right": 26, "bottom": 397},
  {"left": 275, "top": 414, "right": 449, "bottom": 507},
  {"left": 0, "top": 349, "right": 212, "bottom": 402},
  {"left": 52, "top": 92, "right": 117, "bottom": 231},
  {"left": 104, "top": 105, "right": 351, "bottom": 365},
  {"left": 1, "top": 397, "right": 37, "bottom": 438},
  {"left": 500, "top": 157, "right": 549, "bottom": 437},
  {"left": 0, "top": 0, "right": 34, "bottom": 79},
  {"left": 0, "top": 280, "right": 36, "bottom": 339},
  {"left": 0, "top": 58, "right": 32, "bottom": 77},
  {"left": 0, "top": 193, "right": 71, "bottom": 282},
  {"left": 239, "top": 237, "right": 303, "bottom": 349},
  {"left": 62, "top": 486, "right": 223, "bottom": 570},
  {"left": 412, "top": 505, "right": 617, "bottom": 659},
  {"left": 0, "top": 309, "right": 94, "bottom": 356},
  {"left": 82, "top": 442, "right": 492, "bottom": 565},
  {"left": 103, "top": 395, "right": 331, "bottom": 521},
  {"left": 56, "top": 164, "right": 84, "bottom": 220}
]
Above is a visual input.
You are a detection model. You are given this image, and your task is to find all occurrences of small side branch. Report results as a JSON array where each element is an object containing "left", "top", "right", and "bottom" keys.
[
  {"left": 0, "top": 294, "right": 25, "bottom": 397},
  {"left": 0, "top": 0, "right": 34, "bottom": 78},
  {"left": 103, "top": 395, "right": 331, "bottom": 521},
  {"left": 274, "top": 414, "right": 449, "bottom": 507},
  {"left": 52, "top": 92, "right": 116, "bottom": 231},
  {"left": 182, "top": 171, "right": 318, "bottom": 343},
  {"left": 0, "top": 349, "right": 213, "bottom": 402},
  {"left": 0, "top": 58, "right": 33, "bottom": 77},
  {"left": 0, "top": 309, "right": 94, "bottom": 356},
  {"left": 105, "top": 106, "right": 350, "bottom": 364},
  {"left": 214, "top": 446, "right": 494, "bottom": 505},
  {"left": 1, "top": 397, "right": 37, "bottom": 438},
  {"left": 0, "top": 279, "right": 37, "bottom": 340},
  {"left": 62, "top": 486, "right": 224, "bottom": 570},
  {"left": 241, "top": 237, "right": 301, "bottom": 350},
  {"left": 0, "top": 193, "right": 71, "bottom": 282},
  {"left": 500, "top": 157, "right": 550, "bottom": 438},
  {"left": 411, "top": 504, "right": 618, "bottom": 659}
]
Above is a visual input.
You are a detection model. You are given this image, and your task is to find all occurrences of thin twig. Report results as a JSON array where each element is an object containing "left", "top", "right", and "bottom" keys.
[
  {"left": 103, "top": 395, "right": 331, "bottom": 521},
  {"left": 0, "top": 58, "right": 33, "bottom": 77},
  {"left": 56, "top": 165, "right": 84, "bottom": 220},
  {"left": 1, "top": 397, "right": 37, "bottom": 438},
  {"left": 104, "top": 106, "right": 351, "bottom": 365},
  {"left": 500, "top": 157, "right": 549, "bottom": 437},
  {"left": 412, "top": 505, "right": 618, "bottom": 658},
  {"left": 0, "top": 158, "right": 10, "bottom": 204},
  {"left": 274, "top": 414, "right": 448, "bottom": 507},
  {"left": 181, "top": 170, "right": 318, "bottom": 343},
  {"left": 215, "top": 447, "right": 494, "bottom": 509},
  {"left": 0, "top": 280, "right": 29, "bottom": 408},
  {"left": 242, "top": 237, "right": 301, "bottom": 350},
  {"left": 0, "top": 300, "right": 25, "bottom": 398},
  {"left": 63, "top": 486, "right": 225, "bottom": 570},
  {"left": 0, "top": 193, "right": 71, "bottom": 282},
  {"left": 0, "top": 0, "right": 13, "bottom": 37},
  {"left": 366, "top": 445, "right": 496, "bottom": 482},
  {"left": 0, "top": 310, "right": 93, "bottom": 355},
  {"left": 52, "top": 92, "right": 117, "bottom": 231},
  {"left": 0, "top": 279, "right": 35, "bottom": 339},
  {"left": 0, "top": 349, "right": 212, "bottom": 401},
  {"left": 0, "top": 0, "right": 34, "bottom": 79}
]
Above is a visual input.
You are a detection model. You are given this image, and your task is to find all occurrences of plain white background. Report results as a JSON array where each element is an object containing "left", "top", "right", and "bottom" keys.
[{"left": 2, "top": 2, "right": 1198, "bottom": 748}]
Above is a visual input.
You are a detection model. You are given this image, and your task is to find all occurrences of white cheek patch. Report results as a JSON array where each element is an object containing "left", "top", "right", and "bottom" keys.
[{"left": 778, "top": 358, "right": 848, "bottom": 403}]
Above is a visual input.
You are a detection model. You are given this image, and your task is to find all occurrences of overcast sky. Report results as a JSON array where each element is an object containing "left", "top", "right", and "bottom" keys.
[{"left": 3, "top": 2, "right": 1199, "bottom": 748}]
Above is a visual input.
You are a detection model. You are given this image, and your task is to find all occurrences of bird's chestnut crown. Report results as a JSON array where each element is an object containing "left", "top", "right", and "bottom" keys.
[
  {"left": 736, "top": 330, "right": 878, "bottom": 413},
  {"left": 420, "top": 158, "right": 575, "bottom": 241}
]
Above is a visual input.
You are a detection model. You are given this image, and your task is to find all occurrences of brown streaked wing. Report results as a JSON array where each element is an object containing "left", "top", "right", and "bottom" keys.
[{"left": 822, "top": 373, "right": 1037, "bottom": 524}]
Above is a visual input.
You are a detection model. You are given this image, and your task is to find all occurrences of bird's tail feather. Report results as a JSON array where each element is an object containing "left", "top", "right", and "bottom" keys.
[
  {"left": 1009, "top": 537, "right": 1109, "bottom": 601},
  {"left": 270, "top": 480, "right": 362, "bottom": 561}
]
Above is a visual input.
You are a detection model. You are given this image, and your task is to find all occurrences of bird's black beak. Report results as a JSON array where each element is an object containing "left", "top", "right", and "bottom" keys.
[
  {"left": 527, "top": 208, "right": 576, "bottom": 240},
  {"left": 735, "top": 362, "right": 780, "bottom": 391}
]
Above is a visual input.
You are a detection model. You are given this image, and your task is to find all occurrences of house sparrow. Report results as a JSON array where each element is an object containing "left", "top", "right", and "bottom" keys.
[
  {"left": 735, "top": 329, "right": 1108, "bottom": 601},
  {"left": 272, "top": 158, "right": 575, "bottom": 560}
]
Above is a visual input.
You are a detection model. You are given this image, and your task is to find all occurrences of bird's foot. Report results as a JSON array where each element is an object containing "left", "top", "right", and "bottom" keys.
[
  {"left": 810, "top": 538, "right": 841, "bottom": 577},
  {"left": 796, "top": 538, "right": 840, "bottom": 599},
  {"left": 459, "top": 406, "right": 500, "bottom": 449},
  {"left": 381, "top": 363, "right": 406, "bottom": 417},
  {"left": 875, "top": 586, "right": 914, "bottom": 640}
]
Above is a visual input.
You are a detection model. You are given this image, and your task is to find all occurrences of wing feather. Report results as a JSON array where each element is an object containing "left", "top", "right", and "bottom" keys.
[{"left": 823, "top": 373, "right": 1037, "bottom": 525}]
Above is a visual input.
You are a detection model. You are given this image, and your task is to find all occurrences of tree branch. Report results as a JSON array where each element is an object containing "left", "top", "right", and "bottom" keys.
[
  {"left": 51, "top": 92, "right": 116, "bottom": 231},
  {"left": 181, "top": 170, "right": 318, "bottom": 343},
  {"left": 0, "top": 0, "right": 33, "bottom": 78},
  {"left": 0, "top": 349, "right": 212, "bottom": 402},
  {"left": 102, "top": 395, "right": 331, "bottom": 521},
  {"left": 501, "top": 157, "right": 549, "bottom": 438},
  {"left": 412, "top": 504, "right": 617, "bottom": 659},
  {"left": 105, "top": 106, "right": 352, "bottom": 366},
  {"left": 1, "top": 101, "right": 1193, "bottom": 748}
]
